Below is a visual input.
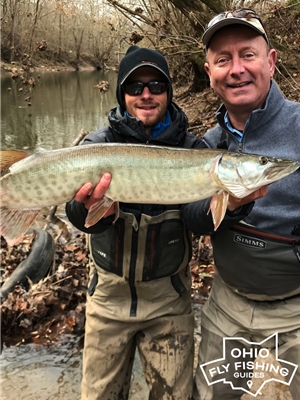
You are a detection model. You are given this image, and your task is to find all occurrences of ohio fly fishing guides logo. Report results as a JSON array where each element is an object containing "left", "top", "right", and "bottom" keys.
[{"left": 199, "top": 333, "right": 298, "bottom": 397}]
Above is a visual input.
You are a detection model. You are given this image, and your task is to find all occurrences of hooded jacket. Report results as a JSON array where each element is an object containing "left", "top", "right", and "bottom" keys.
[
  {"left": 66, "top": 102, "right": 205, "bottom": 319},
  {"left": 181, "top": 80, "right": 300, "bottom": 299}
]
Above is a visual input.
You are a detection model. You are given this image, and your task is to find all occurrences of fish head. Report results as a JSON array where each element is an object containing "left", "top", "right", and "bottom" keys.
[{"left": 215, "top": 152, "right": 300, "bottom": 198}]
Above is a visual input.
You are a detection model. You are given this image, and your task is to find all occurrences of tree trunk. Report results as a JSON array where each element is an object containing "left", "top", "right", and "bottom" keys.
[
  {"left": 9, "top": 0, "right": 21, "bottom": 63},
  {"left": 28, "top": 0, "right": 41, "bottom": 66}
]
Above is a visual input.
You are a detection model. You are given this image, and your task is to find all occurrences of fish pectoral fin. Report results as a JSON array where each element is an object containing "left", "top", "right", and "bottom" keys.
[
  {"left": 84, "top": 196, "right": 119, "bottom": 228},
  {"left": 0, "top": 150, "right": 32, "bottom": 172},
  {"left": 0, "top": 207, "right": 40, "bottom": 246},
  {"left": 208, "top": 191, "right": 229, "bottom": 231}
]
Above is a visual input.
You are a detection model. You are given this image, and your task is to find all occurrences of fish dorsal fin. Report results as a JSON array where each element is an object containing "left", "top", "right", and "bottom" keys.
[{"left": 0, "top": 150, "right": 32, "bottom": 172}]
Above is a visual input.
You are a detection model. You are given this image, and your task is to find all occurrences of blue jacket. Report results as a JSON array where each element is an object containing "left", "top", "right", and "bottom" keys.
[{"left": 181, "top": 80, "right": 300, "bottom": 298}]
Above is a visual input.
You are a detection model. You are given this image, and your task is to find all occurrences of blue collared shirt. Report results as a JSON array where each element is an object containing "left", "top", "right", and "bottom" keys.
[{"left": 224, "top": 112, "right": 245, "bottom": 142}]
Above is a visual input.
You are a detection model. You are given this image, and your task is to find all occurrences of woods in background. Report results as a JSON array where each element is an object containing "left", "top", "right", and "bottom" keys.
[{"left": 1, "top": 0, "right": 299, "bottom": 92}]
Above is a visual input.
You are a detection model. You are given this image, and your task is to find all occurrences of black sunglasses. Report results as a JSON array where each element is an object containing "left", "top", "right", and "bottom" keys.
[
  {"left": 207, "top": 8, "right": 263, "bottom": 29},
  {"left": 122, "top": 81, "right": 169, "bottom": 96}
]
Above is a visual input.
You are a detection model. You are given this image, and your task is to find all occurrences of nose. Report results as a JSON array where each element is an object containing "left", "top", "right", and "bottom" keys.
[
  {"left": 230, "top": 57, "right": 245, "bottom": 75},
  {"left": 140, "top": 86, "right": 152, "bottom": 97}
]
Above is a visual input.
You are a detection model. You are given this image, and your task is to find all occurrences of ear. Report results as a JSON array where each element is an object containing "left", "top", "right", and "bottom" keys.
[
  {"left": 268, "top": 49, "right": 277, "bottom": 77},
  {"left": 204, "top": 62, "right": 213, "bottom": 88},
  {"left": 204, "top": 62, "right": 211, "bottom": 77}
]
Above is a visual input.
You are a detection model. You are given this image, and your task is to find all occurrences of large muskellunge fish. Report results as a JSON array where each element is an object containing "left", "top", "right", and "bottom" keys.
[{"left": 1, "top": 143, "right": 299, "bottom": 246}]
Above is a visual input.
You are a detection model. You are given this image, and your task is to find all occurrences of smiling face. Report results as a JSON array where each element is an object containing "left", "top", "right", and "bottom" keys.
[
  {"left": 124, "top": 67, "right": 168, "bottom": 135},
  {"left": 205, "top": 25, "right": 277, "bottom": 128}
]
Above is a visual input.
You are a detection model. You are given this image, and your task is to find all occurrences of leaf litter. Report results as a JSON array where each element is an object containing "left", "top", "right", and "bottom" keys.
[{"left": 0, "top": 214, "right": 214, "bottom": 348}]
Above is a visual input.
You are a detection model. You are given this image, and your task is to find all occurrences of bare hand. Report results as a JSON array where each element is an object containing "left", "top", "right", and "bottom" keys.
[
  {"left": 74, "top": 172, "right": 115, "bottom": 217},
  {"left": 227, "top": 185, "right": 268, "bottom": 212}
]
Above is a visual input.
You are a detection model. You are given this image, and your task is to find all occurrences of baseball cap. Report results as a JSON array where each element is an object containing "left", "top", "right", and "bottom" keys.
[
  {"left": 116, "top": 46, "right": 173, "bottom": 108},
  {"left": 202, "top": 8, "right": 269, "bottom": 50}
]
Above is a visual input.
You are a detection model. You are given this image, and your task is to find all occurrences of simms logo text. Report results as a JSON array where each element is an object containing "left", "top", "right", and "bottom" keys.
[{"left": 234, "top": 234, "right": 266, "bottom": 249}]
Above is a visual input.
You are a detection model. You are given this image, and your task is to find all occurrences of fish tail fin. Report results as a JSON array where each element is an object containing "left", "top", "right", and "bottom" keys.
[
  {"left": 0, "top": 207, "right": 40, "bottom": 246},
  {"left": 208, "top": 191, "right": 229, "bottom": 230},
  {"left": 84, "top": 197, "right": 119, "bottom": 228},
  {"left": 0, "top": 150, "right": 32, "bottom": 172}
]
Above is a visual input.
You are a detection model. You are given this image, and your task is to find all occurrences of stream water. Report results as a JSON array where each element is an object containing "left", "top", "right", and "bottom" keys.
[
  {"left": 0, "top": 334, "right": 149, "bottom": 400},
  {"left": 1, "top": 68, "right": 118, "bottom": 151}
]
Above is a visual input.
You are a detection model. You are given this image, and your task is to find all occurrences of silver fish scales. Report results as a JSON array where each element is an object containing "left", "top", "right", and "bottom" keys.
[{"left": 1, "top": 143, "right": 299, "bottom": 246}]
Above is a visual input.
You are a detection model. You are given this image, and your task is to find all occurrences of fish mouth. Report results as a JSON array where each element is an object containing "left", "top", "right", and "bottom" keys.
[{"left": 265, "top": 161, "right": 300, "bottom": 182}]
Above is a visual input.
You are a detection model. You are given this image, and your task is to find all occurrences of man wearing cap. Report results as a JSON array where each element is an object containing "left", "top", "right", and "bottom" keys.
[
  {"left": 181, "top": 8, "right": 300, "bottom": 400},
  {"left": 66, "top": 45, "right": 205, "bottom": 400}
]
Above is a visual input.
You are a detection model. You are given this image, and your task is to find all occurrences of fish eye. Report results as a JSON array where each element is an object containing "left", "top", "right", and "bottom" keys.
[{"left": 259, "top": 156, "right": 269, "bottom": 165}]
